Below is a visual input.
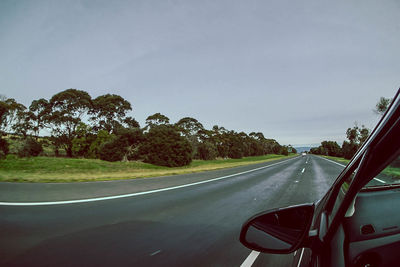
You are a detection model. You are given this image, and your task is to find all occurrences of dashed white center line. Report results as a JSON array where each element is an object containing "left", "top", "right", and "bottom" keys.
[
  {"left": 301, "top": 168, "right": 305, "bottom": 174},
  {"left": 240, "top": 250, "right": 260, "bottom": 267}
]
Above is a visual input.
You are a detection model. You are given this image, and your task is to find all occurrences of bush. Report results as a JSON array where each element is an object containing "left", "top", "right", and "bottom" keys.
[
  {"left": 197, "top": 142, "right": 217, "bottom": 160},
  {"left": 98, "top": 128, "right": 144, "bottom": 162},
  {"left": 342, "top": 141, "right": 358, "bottom": 160},
  {"left": 98, "top": 137, "right": 125, "bottom": 162},
  {"left": 18, "top": 138, "right": 43, "bottom": 157},
  {"left": 140, "top": 125, "right": 192, "bottom": 167},
  {"left": 0, "top": 138, "right": 9, "bottom": 159}
]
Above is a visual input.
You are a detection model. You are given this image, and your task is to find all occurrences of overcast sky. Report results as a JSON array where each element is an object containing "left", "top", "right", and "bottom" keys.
[{"left": 1, "top": 0, "right": 399, "bottom": 146}]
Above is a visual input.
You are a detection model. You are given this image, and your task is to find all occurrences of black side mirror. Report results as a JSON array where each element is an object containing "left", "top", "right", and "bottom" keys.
[{"left": 239, "top": 204, "right": 314, "bottom": 254}]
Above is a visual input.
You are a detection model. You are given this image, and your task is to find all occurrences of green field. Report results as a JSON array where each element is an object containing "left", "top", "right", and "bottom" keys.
[{"left": 0, "top": 154, "right": 296, "bottom": 183}]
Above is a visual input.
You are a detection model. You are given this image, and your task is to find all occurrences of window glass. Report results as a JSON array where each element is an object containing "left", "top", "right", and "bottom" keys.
[
  {"left": 329, "top": 154, "right": 400, "bottom": 224},
  {"left": 363, "top": 155, "right": 400, "bottom": 188}
]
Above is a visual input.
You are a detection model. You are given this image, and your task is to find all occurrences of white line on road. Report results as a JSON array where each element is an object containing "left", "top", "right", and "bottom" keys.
[
  {"left": 296, "top": 248, "right": 305, "bottom": 267},
  {"left": 301, "top": 168, "right": 305, "bottom": 173},
  {"left": 150, "top": 250, "right": 161, "bottom": 256},
  {"left": 240, "top": 250, "right": 260, "bottom": 267},
  {"left": 0, "top": 157, "right": 298, "bottom": 206},
  {"left": 318, "top": 156, "right": 386, "bottom": 184},
  {"left": 373, "top": 177, "right": 387, "bottom": 183}
]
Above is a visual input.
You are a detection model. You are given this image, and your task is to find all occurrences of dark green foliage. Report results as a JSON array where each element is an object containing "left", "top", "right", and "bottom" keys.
[
  {"left": 145, "top": 113, "right": 170, "bottom": 128},
  {"left": 99, "top": 137, "right": 126, "bottom": 162},
  {"left": 0, "top": 97, "right": 26, "bottom": 134},
  {"left": 88, "top": 130, "right": 114, "bottom": 158},
  {"left": 309, "top": 141, "right": 341, "bottom": 157},
  {"left": 341, "top": 141, "right": 358, "bottom": 160},
  {"left": 49, "top": 89, "right": 93, "bottom": 157},
  {"left": 71, "top": 123, "right": 96, "bottom": 157},
  {"left": 0, "top": 138, "right": 9, "bottom": 159},
  {"left": 140, "top": 125, "right": 192, "bottom": 167},
  {"left": 18, "top": 138, "right": 43, "bottom": 157},
  {"left": 280, "top": 146, "right": 289, "bottom": 156},
  {"left": 28, "top": 98, "right": 50, "bottom": 138},
  {"left": 197, "top": 142, "right": 217, "bottom": 160},
  {"left": 90, "top": 94, "right": 132, "bottom": 133},
  {"left": 99, "top": 128, "right": 144, "bottom": 162},
  {"left": 374, "top": 97, "right": 392, "bottom": 116}
]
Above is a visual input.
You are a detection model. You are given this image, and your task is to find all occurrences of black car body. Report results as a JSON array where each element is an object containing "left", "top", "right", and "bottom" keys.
[{"left": 240, "top": 89, "right": 400, "bottom": 267}]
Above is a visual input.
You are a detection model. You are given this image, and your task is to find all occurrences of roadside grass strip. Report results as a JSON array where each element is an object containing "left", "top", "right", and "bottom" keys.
[
  {"left": 0, "top": 154, "right": 297, "bottom": 183},
  {"left": 0, "top": 157, "right": 298, "bottom": 206}
]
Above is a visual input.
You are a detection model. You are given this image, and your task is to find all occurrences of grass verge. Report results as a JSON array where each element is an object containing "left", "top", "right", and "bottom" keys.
[{"left": 0, "top": 154, "right": 297, "bottom": 183}]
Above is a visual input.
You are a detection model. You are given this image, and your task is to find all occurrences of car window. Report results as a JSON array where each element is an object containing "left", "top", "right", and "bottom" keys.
[
  {"left": 329, "top": 153, "right": 400, "bottom": 224},
  {"left": 363, "top": 155, "right": 400, "bottom": 188}
]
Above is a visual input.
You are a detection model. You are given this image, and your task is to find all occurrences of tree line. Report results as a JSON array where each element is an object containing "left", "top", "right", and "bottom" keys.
[
  {"left": 0, "top": 89, "right": 290, "bottom": 167},
  {"left": 309, "top": 97, "right": 392, "bottom": 159}
]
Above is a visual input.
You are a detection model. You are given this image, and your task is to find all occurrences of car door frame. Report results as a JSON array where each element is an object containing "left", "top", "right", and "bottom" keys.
[{"left": 304, "top": 88, "right": 400, "bottom": 266}]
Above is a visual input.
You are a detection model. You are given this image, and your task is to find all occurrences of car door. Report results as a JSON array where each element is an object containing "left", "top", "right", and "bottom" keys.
[{"left": 240, "top": 88, "right": 400, "bottom": 267}]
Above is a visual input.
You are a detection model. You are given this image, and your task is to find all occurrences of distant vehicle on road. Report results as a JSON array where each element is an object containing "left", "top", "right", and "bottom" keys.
[
  {"left": 240, "top": 89, "right": 400, "bottom": 267},
  {"left": 301, "top": 152, "right": 306, "bottom": 156}
]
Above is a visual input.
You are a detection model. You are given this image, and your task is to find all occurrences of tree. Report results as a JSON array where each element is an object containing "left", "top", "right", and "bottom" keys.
[
  {"left": 90, "top": 94, "right": 133, "bottom": 133},
  {"left": 71, "top": 122, "right": 96, "bottom": 157},
  {"left": 346, "top": 123, "right": 370, "bottom": 145},
  {"left": 0, "top": 97, "right": 26, "bottom": 134},
  {"left": 98, "top": 128, "right": 144, "bottom": 161},
  {"left": 139, "top": 125, "right": 192, "bottom": 167},
  {"left": 48, "top": 89, "right": 92, "bottom": 157},
  {"left": 17, "top": 138, "right": 43, "bottom": 157},
  {"left": 145, "top": 113, "right": 170, "bottom": 128},
  {"left": 197, "top": 141, "right": 218, "bottom": 160},
  {"left": 320, "top": 141, "right": 342, "bottom": 157},
  {"left": 175, "top": 117, "right": 204, "bottom": 136},
  {"left": 0, "top": 138, "right": 9, "bottom": 159},
  {"left": 175, "top": 117, "right": 204, "bottom": 158},
  {"left": 341, "top": 141, "right": 358, "bottom": 159},
  {"left": 374, "top": 97, "right": 392, "bottom": 116},
  {"left": 342, "top": 123, "right": 370, "bottom": 159},
  {"left": 123, "top": 116, "right": 140, "bottom": 128},
  {"left": 88, "top": 130, "right": 114, "bottom": 158},
  {"left": 28, "top": 98, "right": 51, "bottom": 138}
]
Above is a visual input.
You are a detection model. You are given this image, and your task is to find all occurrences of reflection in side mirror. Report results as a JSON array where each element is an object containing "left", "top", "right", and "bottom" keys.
[{"left": 240, "top": 204, "right": 314, "bottom": 254}]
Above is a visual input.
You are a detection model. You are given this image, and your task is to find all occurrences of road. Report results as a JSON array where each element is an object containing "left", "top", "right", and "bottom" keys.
[{"left": 0, "top": 155, "right": 345, "bottom": 267}]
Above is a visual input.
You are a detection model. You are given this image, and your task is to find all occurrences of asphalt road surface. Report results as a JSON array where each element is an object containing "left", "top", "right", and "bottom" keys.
[{"left": 0, "top": 155, "right": 345, "bottom": 267}]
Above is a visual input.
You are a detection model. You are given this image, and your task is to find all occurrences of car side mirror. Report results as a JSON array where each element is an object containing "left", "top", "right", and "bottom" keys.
[{"left": 239, "top": 204, "right": 314, "bottom": 254}]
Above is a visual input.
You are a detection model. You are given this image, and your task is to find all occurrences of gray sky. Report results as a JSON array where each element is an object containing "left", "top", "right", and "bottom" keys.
[{"left": 1, "top": 0, "right": 399, "bottom": 146}]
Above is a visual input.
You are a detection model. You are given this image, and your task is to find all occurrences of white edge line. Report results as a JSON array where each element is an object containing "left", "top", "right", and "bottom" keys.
[
  {"left": 150, "top": 250, "right": 161, "bottom": 256},
  {"left": 240, "top": 250, "right": 260, "bottom": 267},
  {"left": 318, "top": 156, "right": 386, "bottom": 184},
  {"left": 373, "top": 177, "right": 386, "bottom": 184},
  {"left": 318, "top": 156, "right": 346, "bottom": 167},
  {"left": 296, "top": 248, "right": 305, "bottom": 267},
  {"left": 0, "top": 157, "right": 298, "bottom": 206}
]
